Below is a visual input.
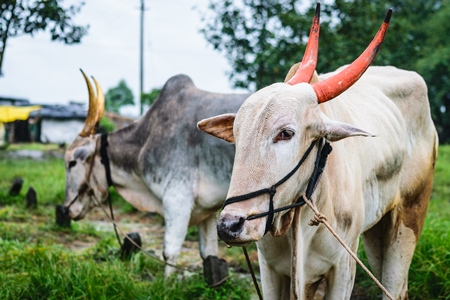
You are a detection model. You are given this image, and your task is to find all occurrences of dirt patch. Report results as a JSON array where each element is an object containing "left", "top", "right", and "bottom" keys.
[{"left": 70, "top": 206, "right": 204, "bottom": 270}]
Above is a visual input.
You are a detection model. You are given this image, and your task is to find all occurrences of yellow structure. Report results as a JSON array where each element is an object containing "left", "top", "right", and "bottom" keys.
[{"left": 0, "top": 106, "right": 41, "bottom": 123}]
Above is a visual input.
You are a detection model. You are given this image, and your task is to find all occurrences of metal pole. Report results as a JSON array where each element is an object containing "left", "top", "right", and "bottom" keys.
[{"left": 139, "top": 0, "right": 145, "bottom": 115}]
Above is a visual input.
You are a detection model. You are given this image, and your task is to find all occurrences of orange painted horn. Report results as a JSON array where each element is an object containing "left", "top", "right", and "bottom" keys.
[
  {"left": 313, "top": 9, "right": 392, "bottom": 104},
  {"left": 287, "top": 3, "right": 321, "bottom": 85},
  {"left": 79, "top": 69, "right": 99, "bottom": 137}
]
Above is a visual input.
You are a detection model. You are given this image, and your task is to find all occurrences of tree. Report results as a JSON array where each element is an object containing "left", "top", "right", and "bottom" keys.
[
  {"left": 105, "top": 79, "right": 134, "bottom": 113},
  {"left": 414, "top": 1, "right": 450, "bottom": 143},
  {"left": 0, "top": 0, "right": 89, "bottom": 76},
  {"left": 201, "top": 0, "right": 322, "bottom": 90},
  {"left": 201, "top": 0, "right": 449, "bottom": 142}
]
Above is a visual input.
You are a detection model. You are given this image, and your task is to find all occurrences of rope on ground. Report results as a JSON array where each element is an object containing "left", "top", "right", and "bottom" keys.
[
  {"left": 301, "top": 194, "right": 395, "bottom": 300},
  {"left": 96, "top": 203, "right": 197, "bottom": 272}
]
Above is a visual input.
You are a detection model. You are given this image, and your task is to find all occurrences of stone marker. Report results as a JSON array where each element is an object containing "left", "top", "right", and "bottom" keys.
[
  {"left": 25, "top": 187, "right": 37, "bottom": 209},
  {"left": 9, "top": 177, "right": 23, "bottom": 196},
  {"left": 120, "top": 232, "right": 142, "bottom": 260},
  {"left": 203, "top": 255, "right": 229, "bottom": 287},
  {"left": 55, "top": 204, "right": 71, "bottom": 228}
]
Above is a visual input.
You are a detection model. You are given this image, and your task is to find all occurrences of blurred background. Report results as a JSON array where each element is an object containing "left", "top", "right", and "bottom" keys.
[{"left": 1, "top": 0, "right": 449, "bottom": 144}]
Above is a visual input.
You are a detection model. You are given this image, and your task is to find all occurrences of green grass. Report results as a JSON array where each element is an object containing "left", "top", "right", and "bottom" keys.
[
  {"left": 0, "top": 157, "right": 65, "bottom": 205},
  {"left": 0, "top": 144, "right": 253, "bottom": 299},
  {"left": 5, "top": 143, "right": 62, "bottom": 151},
  {"left": 0, "top": 144, "right": 449, "bottom": 299}
]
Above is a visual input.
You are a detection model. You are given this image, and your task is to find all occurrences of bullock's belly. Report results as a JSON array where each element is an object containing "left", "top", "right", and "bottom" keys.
[
  {"left": 188, "top": 177, "right": 229, "bottom": 226},
  {"left": 358, "top": 137, "right": 406, "bottom": 231},
  {"left": 196, "top": 172, "right": 230, "bottom": 210},
  {"left": 362, "top": 173, "right": 402, "bottom": 231}
]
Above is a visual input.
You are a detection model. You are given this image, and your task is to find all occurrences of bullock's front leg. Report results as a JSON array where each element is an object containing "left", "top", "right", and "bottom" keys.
[
  {"left": 258, "top": 250, "right": 290, "bottom": 299},
  {"left": 257, "top": 236, "right": 291, "bottom": 300},
  {"left": 197, "top": 213, "right": 218, "bottom": 259},
  {"left": 326, "top": 251, "right": 357, "bottom": 299},
  {"left": 162, "top": 189, "right": 193, "bottom": 277}
]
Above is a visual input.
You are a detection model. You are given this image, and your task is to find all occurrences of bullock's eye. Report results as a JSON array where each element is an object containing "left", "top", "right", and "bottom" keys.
[
  {"left": 274, "top": 130, "right": 295, "bottom": 143},
  {"left": 68, "top": 161, "right": 77, "bottom": 170}
]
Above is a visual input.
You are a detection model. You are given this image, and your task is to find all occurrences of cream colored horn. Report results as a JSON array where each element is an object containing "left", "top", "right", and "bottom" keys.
[
  {"left": 79, "top": 69, "right": 99, "bottom": 137},
  {"left": 92, "top": 76, "right": 105, "bottom": 127}
]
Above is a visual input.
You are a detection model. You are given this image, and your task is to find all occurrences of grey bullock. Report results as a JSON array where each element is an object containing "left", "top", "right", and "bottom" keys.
[
  {"left": 63, "top": 71, "right": 249, "bottom": 276},
  {"left": 198, "top": 7, "right": 438, "bottom": 300}
]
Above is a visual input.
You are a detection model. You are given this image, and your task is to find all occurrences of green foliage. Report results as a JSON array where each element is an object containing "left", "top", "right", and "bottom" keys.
[
  {"left": 201, "top": 0, "right": 450, "bottom": 143},
  {"left": 0, "top": 157, "right": 65, "bottom": 205},
  {"left": 0, "top": 0, "right": 88, "bottom": 76},
  {"left": 99, "top": 116, "right": 116, "bottom": 133},
  {"left": 105, "top": 79, "right": 135, "bottom": 113},
  {"left": 201, "top": 0, "right": 318, "bottom": 90},
  {"left": 141, "top": 87, "right": 162, "bottom": 110},
  {"left": 415, "top": 2, "right": 450, "bottom": 144}
]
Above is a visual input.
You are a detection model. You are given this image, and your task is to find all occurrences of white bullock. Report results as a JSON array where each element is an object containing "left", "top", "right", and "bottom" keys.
[{"left": 198, "top": 7, "right": 438, "bottom": 300}]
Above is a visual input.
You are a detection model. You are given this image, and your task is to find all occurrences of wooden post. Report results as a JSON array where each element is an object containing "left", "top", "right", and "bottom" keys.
[
  {"left": 9, "top": 177, "right": 23, "bottom": 196},
  {"left": 203, "top": 255, "right": 229, "bottom": 287},
  {"left": 25, "top": 187, "right": 37, "bottom": 209},
  {"left": 55, "top": 204, "right": 71, "bottom": 228},
  {"left": 120, "top": 232, "right": 142, "bottom": 260}
]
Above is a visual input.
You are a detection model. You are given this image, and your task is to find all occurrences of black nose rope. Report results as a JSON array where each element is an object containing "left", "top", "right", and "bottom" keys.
[
  {"left": 100, "top": 133, "right": 114, "bottom": 187},
  {"left": 99, "top": 133, "right": 122, "bottom": 247},
  {"left": 223, "top": 138, "right": 332, "bottom": 235}
]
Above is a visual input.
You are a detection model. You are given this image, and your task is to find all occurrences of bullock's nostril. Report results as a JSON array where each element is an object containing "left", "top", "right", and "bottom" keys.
[
  {"left": 217, "top": 215, "right": 246, "bottom": 242},
  {"left": 229, "top": 216, "right": 245, "bottom": 233}
]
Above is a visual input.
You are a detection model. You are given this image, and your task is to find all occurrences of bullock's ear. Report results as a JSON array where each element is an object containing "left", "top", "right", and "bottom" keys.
[
  {"left": 197, "top": 113, "right": 236, "bottom": 143},
  {"left": 321, "top": 114, "right": 375, "bottom": 142}
]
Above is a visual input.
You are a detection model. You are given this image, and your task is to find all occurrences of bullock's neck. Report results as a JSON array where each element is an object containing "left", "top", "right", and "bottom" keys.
[
  {"left": 96, "top": 120, "right": 162, "bottom": 214},
  {"left": 107, "top": 119, "right": 149, "bottom": 168}
]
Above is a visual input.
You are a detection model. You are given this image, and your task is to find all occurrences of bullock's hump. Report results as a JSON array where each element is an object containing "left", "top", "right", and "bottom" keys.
[{"left": 162, "top": 74, "right": 195, "bottom": 91}]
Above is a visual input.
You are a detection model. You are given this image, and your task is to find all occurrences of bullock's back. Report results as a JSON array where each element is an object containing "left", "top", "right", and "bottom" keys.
[
  {"left": 319, "top": 66, "right": 437, "bottom": 229},
  {"left": 319, "top": 65, "right": 437, "bottom": 151}
]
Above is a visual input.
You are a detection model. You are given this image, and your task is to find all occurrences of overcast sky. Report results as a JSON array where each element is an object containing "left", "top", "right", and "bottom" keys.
[{"left": 0, "top": 0, "right": 242, "bottom": 116}]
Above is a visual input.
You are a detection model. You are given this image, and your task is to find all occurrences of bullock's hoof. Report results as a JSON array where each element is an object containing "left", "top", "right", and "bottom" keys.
[{"left": 203, "top": 255, "right": 229, "bottom": 287}]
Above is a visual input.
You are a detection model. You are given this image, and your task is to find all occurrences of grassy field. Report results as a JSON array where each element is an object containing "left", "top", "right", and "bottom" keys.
[{"left": 0, "top": 144, "right": 449, "bottom": 299}]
